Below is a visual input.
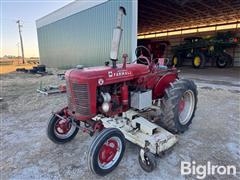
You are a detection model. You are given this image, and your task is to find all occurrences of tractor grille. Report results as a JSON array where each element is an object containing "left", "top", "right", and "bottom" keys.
[
  {"left": 66, "top": 80, "right": 73, "bottom": 110},
  {"left": 66, "top": 80, "right": 90, "bottom": 116}
]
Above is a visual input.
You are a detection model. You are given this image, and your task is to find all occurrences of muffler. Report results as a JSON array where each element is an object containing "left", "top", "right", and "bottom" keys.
[{"left": 110, "top": 6, "right": 126, "bottom": 68}]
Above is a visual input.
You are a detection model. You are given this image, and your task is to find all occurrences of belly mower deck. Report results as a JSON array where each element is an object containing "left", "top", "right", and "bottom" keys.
[{"left": 94, "top": 110, "right": 178, "bottom": 156}]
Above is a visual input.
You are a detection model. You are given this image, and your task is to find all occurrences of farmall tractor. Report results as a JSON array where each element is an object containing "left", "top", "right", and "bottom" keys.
[{"left": 47, "top": 7, "right": 198, "bottom": 175}]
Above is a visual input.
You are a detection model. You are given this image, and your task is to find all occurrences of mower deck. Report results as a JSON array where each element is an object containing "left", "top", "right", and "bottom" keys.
[{"left": 94, "top": 110, "right": 178, "bottom": 155}]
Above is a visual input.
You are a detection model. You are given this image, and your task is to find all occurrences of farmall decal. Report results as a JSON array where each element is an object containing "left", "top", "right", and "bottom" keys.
[{"left": 108, "top": 70, "right": 132, "bottom": 78}]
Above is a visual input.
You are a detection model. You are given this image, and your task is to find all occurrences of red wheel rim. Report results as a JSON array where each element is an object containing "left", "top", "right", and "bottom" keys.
[
  {"left": 178, "top": 90, "right": 195, "bottom": 125},
  {"left": 55, "top": 118, "right": 71, "bottom": 134},
  {"left": 179, "top": 98, "right": 185, "bottom": 112},
  {"left": 99, "top": 139, "right": 118, "bottom": 164}
]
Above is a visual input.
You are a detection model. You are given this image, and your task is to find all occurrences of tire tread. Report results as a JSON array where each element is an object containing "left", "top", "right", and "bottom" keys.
[{"left": 159, "top": 79, "right": 197, "bottom": 133}]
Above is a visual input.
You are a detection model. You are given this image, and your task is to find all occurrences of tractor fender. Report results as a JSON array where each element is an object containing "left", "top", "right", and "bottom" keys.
[{"left": 153, "top": 72, "right": 177, "bottom": 99}]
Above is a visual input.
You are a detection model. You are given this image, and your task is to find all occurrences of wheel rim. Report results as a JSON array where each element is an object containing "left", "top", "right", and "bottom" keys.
[
  {"left": 54, "top": 118, "right": 77, "bottom": 139},
  {"left": 98, "top": 136, "right": 122, "bottom": 169},
  {"left": 218, "top": 58, "right": 227, "bottom": 66},
  {"left": 179, "top": 90, "right": 195, "bottom": 125},
  {"left": 194, "top": 56, "right": 201, "bottom": 66},
  {"left": 173, "top": 57, "right": 177, "bottom": 65},
  {"left": 144, "top": 156, "right": 151, "bottom": 166}
]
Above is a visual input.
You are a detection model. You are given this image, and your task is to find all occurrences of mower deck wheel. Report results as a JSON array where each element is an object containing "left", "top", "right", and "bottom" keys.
[
  {"left": 88, "top": 128, "right": 125, "bottom": 176},
  {"left": 138, "top": 149, "right": 157, "bottom": 172}
]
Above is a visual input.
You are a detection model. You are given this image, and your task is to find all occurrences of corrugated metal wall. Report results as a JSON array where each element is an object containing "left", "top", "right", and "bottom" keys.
[
  {"left": 160, "top": 30, "right": 240, "bottom": 66},
  {"left": 37, "top": 0, "right": 133, "bottom": 68}
]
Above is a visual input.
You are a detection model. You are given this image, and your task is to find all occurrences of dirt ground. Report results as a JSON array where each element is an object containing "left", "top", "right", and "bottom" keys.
[{"left": 0, "top": 68, "right": 240, "bottom": 179}]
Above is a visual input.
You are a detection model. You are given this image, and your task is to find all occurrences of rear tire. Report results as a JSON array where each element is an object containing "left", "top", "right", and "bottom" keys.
[
  {"left": 172, "top": 54, "right": 182, "bottom": 67},
  {"left": 159, "top": 79, "right": 198, "bottom": 133},
  {"left": 88, "top": 128, "right": 125, "bottom": 176},
  {"left": 216, "top": 53, "right": 233, "bottom": 68}
]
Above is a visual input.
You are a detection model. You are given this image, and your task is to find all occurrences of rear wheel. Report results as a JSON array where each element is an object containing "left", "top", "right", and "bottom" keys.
[
  {"left": 172, "top": 54, "right": 182, "bottom": 67},
  {"left": 192, "top": 52, "right": 205, "bottom": 68},
  {"left": 47, "top": 111, "right": 79, "bottom": 144},
  {"left": 88, "top": 128, "right": 125, "bottom": 176},
  {"left": 216, "top": 53, "right": 233, "bottom": 68},
  {"left": 159, "top": 79, "right": 198, "bottom": 133}
]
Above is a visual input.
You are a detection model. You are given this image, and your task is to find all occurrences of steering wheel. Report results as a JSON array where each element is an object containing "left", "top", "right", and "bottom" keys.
[{"left": 133, "top": 46, "right": 152, "bottom": 65}]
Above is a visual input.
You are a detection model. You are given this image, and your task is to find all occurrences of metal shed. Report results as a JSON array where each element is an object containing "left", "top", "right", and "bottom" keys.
[
  {"left": 36, "top": 0, "right": 137, "bottom": 68},
  {"left": 36, "top": 0, "right": 240, "bottom": 68}
]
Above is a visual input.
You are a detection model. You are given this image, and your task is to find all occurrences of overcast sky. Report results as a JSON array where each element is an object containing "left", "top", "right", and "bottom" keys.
[{"left": 1, "top": 0, "right": 73, "bottom": 57}]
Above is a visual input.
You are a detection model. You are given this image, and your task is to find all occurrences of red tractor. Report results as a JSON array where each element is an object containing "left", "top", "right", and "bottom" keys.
[{"left": 47, "top": 7, "right": 197, "bottom": 175}]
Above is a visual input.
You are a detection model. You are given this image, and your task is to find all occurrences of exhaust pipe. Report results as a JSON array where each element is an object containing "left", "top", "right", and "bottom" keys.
[{"left": 110, "top": 6, "right": 126, "bottom": 68}]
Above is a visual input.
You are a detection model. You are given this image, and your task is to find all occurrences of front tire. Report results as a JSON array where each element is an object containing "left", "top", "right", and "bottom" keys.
[
  {"left": 192, "top": 52, "right": 205, "bottom": 68},
  {"left": 88, "top": 128, "right": 125, "bottom": 176},
  {"left": 159, "top": 79, "right": 198, "bottom": 133},
  {"left": 47, "top": 111, "right": 79, "bottom": 144}
]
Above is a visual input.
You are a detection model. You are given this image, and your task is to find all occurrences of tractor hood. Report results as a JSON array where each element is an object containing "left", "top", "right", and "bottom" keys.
[{"left": 65, "top": 64, "right": 150, "bottom": 85}]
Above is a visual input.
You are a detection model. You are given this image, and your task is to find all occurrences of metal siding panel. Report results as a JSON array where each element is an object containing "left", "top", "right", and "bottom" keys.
[
  {"left": 36, "top": 0, "right": 109, "bottom": 28},
  {"left": 37, "top": 0, "right": 133, "bottom": 68}
]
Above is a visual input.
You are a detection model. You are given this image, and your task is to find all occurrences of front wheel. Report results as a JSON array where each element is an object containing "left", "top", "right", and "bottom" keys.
[
  {"left": 47, "top": 111, "right": 79, "bottom": 144},
  {"left": 159, "top": 79, "right": 198, "bottom": 133},
  {"left": 88, "top": 128, "right": 125, "bottom": 176},
  {"left": 192, "top": 52, "right": 205, "bottom": 68}
]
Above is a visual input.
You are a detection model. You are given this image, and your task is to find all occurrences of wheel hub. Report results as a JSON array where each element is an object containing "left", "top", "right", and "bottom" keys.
[
  {"left": 99, "top": 139, "right": 118, "bottom": 164},
  {"left": 173, "top": 57, "right": 177, "bottom": 65},
  {"left": 194, "top": 56, "right": 200, "bottom": 66},
  {"left": 179, "top": 90, "right": 195, "bottom": 125},
  {"left": 55, "top": 119, "right": 71, "bottom": 134},
  {"left": 218, "top": 58, "right": 226, "bottom": 65},
  {"left": 179, "top": 99, "right": 185, "bottom": 112}
]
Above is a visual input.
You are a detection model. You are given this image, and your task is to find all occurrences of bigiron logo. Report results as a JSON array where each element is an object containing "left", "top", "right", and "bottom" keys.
[{"left": 181, "top": 161, "right": 237, "bottom": 179}]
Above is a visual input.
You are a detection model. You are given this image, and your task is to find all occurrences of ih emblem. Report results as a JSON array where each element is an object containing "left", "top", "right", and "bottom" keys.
[{"left": 108, "top": 71, "right": 113, "bottom": 77}]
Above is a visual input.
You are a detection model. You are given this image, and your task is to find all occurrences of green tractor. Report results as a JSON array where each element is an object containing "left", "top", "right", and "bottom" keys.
[{"left": 172, "top": 32, "right": 239, "bottom": 68}]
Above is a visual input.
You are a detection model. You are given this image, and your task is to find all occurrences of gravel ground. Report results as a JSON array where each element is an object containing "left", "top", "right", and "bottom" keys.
[{"left": 0, "top": 69, "right": 240, "bottom": 180}]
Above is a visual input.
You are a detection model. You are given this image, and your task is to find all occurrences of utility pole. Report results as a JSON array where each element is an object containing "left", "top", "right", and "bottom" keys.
[
  {"left": 16, "top": 42, "right": 20, "bottom": 57},
  {"left": 16, "top": 42, "right": 20, "bottom": 64},
  {"left": 16, "top": 20, "right": 25, "bottom": 64}
]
